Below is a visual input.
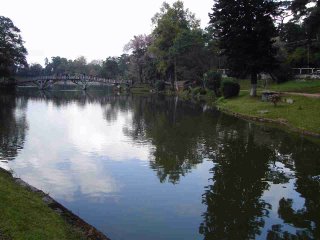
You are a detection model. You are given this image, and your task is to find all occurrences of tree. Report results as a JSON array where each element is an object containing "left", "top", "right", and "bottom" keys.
[
  {"left": 209, "top": 0, "right": 278, "bottom": 96},
  {"left": 0, "top": 16, "right": 27, "bottom": 78},
  {"left": 44, "top": 56, "right": 69, "bottom": 75},
  {"left": 149, "top": 1, "right": 201, "bottom": 84},
  {"left": 117, "top": 54, "right": 130, "bottom": 80},
  {"left": 87, "top": 60, "right": 102, "bottom": 76},
  {"left": 124, "top": 34, "right": 153, "bottom": 83},
  {"left": 28, "top": 63, "right": 43, "bottom": 76},
  {"left": 101, "top": 57, "right": 119, "bottom": 79},
  {"left": 291, "top": 0, "right": 320, "bottom": 39}
]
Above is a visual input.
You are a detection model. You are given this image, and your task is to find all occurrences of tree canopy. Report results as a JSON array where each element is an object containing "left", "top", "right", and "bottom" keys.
[
  {"left": 149, "top": 1, "right": 207, "bottom": 83},
  {"left": 209, "top": 0, "right": 278, "bottom": 96},
  {"left": 0, "top": 16, "right": 27, "bottom": 78}
]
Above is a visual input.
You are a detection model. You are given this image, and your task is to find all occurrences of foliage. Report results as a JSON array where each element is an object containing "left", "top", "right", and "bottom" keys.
[
  {"left": 279, "top": 22, "right": 306, "bottom": 43},
  {"left": 149, "top": 1, "right": 207, "bottom": 83},
  {"left": 0, "top": 16, "right": 28, "bottom": 78},
  {"left": 222, "top": 79, "right": 240, "bottom": 98},
  {"left": 101, "top": 57, "right": 119, "bottom": 79},
  {"left": 124, "top": 34, "right": 153, "bottom": 83},
  {"left": 271, "top": 62, "right": 293, "bottom": 83},
  {"left": 190, "top": 86, "right": 206, "bottom": 97},
  {"left": 155, "top": 80, "right": 165, "bottom": 91},
  {"left": 209, "top": 0, "right": 278, "bottom": 95},
  {"left": 291, "top": 0, "right": 320, "bottom": 38},
  {"left": 205, "top": 70, "right": 222, "bottom": 96}
]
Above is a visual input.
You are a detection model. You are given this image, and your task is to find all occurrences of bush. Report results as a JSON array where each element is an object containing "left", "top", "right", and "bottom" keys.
[
  {"left": 155, "top": 80, "right": 165, "bottom": 91},
  {"left": 221, "top": 79, "right": 240, "bottom": 98},
  {"left": 191, "top": 87, "right": 206, "bottom": 97},
  {"left": 271, "top": 63, "right": 293, "bottom": 83},
  {"left": 205, "top": 70, "right": 222, "bottom": 96}
]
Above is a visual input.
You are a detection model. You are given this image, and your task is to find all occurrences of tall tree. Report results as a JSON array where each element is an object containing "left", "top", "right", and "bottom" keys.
[
  {"left": 209, "top": 0, "right": 278, "bottom": 96},
  {"left": 124, "top": 34, "right": 153, "bottom": 83},
  {"left": 291, "top": 0, "right": 320, "bottom": 39},
  {"left": 101, "top": 57, "right": 119, "bottom": 79},
  {"left": 150, "top": 1, "right": 200, "bottom": 84},
  {"left": 0, "top": 16, "right": 27, "bottom": 78}
]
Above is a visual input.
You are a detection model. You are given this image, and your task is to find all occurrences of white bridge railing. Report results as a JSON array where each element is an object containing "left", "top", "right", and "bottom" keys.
[
  {"left": 292, "top": 68, "right": 320, "bottom": 75},
  {"left": 17, "top": 75, "right": 132, "bottom": 90},
  {"left": 20, "top": 75, "right": 132, "bottom": 84}
]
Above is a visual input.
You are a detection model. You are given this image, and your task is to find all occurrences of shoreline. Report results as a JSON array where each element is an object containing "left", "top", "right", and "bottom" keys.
[
  {"left": 0, "top": 167, "right": 110, "bottom": 240},
  {"left": 169, "top": 90, "right": 320, "bottom": 138},
  {"left": 217, "top": 106, "right": 320, "bottom": 138}
]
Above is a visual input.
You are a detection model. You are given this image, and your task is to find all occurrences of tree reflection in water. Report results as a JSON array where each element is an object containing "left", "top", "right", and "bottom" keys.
[
  {"left": 0, "top": 91, "right": 28, "bottom": 161},
  {"left": 1, "top": 90, "right": 319, "bottom": 240},
  {"left": 122, "top": 95, "right": 319, "bottom": 239},
  {"left": 199, "top": 123, "right": 272, "bottom": 239},
  {"left": 267, "top": 137, "right": 320, "bottom": 240},
  {"left": 124, "top": 95, "right": 220, "bottom": 183}
]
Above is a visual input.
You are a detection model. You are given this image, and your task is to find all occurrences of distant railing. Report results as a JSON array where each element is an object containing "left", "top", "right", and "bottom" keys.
[
  {"left": 292, "top": 68, "right": 320, "bottom": 75},
  {"left": 17, "top": 75, "right": 132, "bottom": 85}
]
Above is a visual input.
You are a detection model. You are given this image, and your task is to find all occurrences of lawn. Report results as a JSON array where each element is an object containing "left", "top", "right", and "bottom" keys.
[
  {"left": 0, "top": 169, "right": 85, "bottom": 240},
  {"left": 217, "top": 92, "right": 320, "bottom": 135},
  {"left": 236, "top": 79, "right": 320, "bottom": 94}
]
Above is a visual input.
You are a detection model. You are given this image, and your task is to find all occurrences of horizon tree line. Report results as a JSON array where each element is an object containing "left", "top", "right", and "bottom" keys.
[{"left": 1, "top": 0, "right": 319, "bottom": 93}]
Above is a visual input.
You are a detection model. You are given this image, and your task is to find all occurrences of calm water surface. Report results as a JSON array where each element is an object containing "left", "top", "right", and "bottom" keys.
[{"left": 0, "top": 88, "right": 319, "bottom": 240}]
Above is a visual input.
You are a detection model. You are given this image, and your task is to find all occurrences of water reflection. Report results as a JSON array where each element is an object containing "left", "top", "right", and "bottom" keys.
[
  {"left": 0, "top": 91, "right": 28, "bottom": 162},
  {"left": 199, "top": 122, "right": 272, "bottom": 239},
  {"left": 267, "top": 137, "right": 320, "bottom": 240},
  {"left": 124, "top": 96, "right": 214, "bottom": 183},
  {"left": 0, "top": 88, "right": 319, "bottom": 240}
]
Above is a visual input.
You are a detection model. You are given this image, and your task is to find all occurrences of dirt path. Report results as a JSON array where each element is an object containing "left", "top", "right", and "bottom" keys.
[{"left": 281, "top": 92, "right": 320, "bottom": 98}]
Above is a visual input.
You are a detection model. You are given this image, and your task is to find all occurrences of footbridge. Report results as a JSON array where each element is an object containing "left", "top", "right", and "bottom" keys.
[{"left": 16, "top": 75, "right": 132, "bottom": 90}]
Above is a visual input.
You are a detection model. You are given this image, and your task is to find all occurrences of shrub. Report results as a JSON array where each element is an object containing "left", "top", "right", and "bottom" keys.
[
  {"left": 205, "top": 70, "right": 222, "bottom": 96},
  {"left": 221, "top": 79, "right": 240, "bottom": 98},
  {"left": 155, "top": 80, "right": 165, "bottom": 91},
  {"left": 191, "top": 87, "right": 206, "bottom": 97},
  {"left": 271, "top": 63, "right": 293, "bottom": 83}
]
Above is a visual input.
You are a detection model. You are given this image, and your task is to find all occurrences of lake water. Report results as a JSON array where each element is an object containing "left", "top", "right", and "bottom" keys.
[{"left": 0, "top": 88, "right": 319, "bottom": 240}]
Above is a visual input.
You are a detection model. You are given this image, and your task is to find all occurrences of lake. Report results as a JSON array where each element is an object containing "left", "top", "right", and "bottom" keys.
[{"left": 0, "top": 88, "right": 319, "bottom": 240}]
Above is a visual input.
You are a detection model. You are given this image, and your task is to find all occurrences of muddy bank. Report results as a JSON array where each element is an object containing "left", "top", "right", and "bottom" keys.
[{"left": 0, "top": 167, "right": 110, "bottom": 240}]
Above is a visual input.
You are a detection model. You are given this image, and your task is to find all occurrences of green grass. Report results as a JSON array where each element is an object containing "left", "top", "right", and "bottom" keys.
[
  {"left": 268, "top": 80, "right": 320, "bottom": 93},
  {"left": 217, "top": 92, "right": 320, "bottom": 134},
  {"left": 130, "top": 83, "right": 152, "bottom": 94},
  {"left": 0, "top": 169, "right": 85, "bottom": 240},
  {"left": 236, "top": 79, "right": 320, "bottom": 94}
]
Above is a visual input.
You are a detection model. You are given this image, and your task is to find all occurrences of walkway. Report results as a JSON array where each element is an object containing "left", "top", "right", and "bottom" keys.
[{"left": 281, "top": 92, "right": 320, "bottom": 98}]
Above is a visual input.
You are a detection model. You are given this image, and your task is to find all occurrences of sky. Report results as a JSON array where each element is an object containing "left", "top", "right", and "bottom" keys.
[{"left": 1, "top": 0, "right": 213, "bottom": 65}]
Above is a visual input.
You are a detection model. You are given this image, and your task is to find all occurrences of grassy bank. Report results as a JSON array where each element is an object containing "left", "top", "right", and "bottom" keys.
[
  {"left": 0, "top": 169, "right": 86, "bottom": 240},
  {"left": 129, "top": 83, "right": 152, "bottom": 94},
  {"left": 130, "top": 79, "right": 320, "bottom": 136},
  {"left": 237, "top": 78, "right": 320, "bottom": 93},
  {"left": 217, "top": 92, "right": 320, "bottom": 136}
]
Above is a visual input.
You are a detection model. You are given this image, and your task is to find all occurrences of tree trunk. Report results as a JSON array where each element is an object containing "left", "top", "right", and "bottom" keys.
[
  {"left": 250, "top": 71, "right": 257, "bottom": 97},
  {"left": 174, "top": 56, "right": 177, "bottom": 90},
  {"left": 139, "top": 65, "right": 143, "bottom": 83}
]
